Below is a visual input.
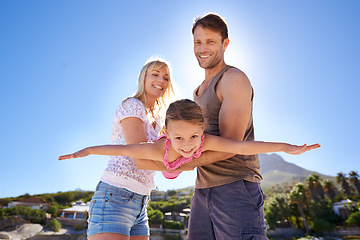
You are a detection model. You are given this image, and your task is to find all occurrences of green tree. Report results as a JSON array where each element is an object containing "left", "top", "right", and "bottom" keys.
[
  {"left": 265, "top": 193, "right": 292, "bottom": 229},
  {"left": 149, "top": 197, "right": 191, "bottom": 214},
  {"left": 305, "top": 174, "right": 325, "bottom": 202},
  {"left": 53, "top": 191, "right": 75, "bottom": 206},
  {"left": 29, "top": 208, "right": 46, "bottom": 224},
  {"left": 18, "top": 193, "right": 31, "bottom": 199},
  {"left": 167, "top": 190, "right": 177, "bottom": 198},
  {"left": 346, "top": 211, "right": 360, "bottom": 227},
  {"left": 0, "top": 198, "right": 11, "bottom": 207},
  {"left": 307, "top": 201, "right": 341, "bottom": 234},
  {"left": 148, "top": 209, "right": 164, "bottom": 225},
  {"left": 311, "top": 219, "right": 334, "bottom": 235},
  {"left": 163, "top": 220, "right": 184, "bottom": 230},
  {"left": 349, "top": 171, "right": 360, "bottom": 194},
  {"left": 47, "top": 205, "right": 59, "bottom": 218},
  {"left": 149, "top": 201, "right": 172, "bottom": 213},
  {"left": 289, "top": 183, "right": 310, "bottom": 234},
  {"left": 0, "top": 206, "right": 46, "bottom": 224},
  {"left": 336, "top": 172, "right": 351, "bottom": 196},
  {"left": 323, "top": 180, "right": 337, "bottom": 201}
]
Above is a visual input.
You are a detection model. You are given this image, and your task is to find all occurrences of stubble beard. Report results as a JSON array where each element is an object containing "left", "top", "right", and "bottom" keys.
[{"left": 197, "top": 54, "right": 223, "bottom": 70}]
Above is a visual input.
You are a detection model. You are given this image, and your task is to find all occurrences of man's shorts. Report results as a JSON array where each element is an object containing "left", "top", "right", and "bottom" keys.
[{"left": 187, "top": 179, "right": 268, "bottom": 240}]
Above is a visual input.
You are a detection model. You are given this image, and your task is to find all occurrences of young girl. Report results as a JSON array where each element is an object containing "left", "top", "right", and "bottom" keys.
[{"left": 59, "top": 99, "right": 320, "bottom": 179}]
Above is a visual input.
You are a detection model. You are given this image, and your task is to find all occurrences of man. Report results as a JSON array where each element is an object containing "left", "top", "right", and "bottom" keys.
[
  {"left": 132, "top": 13, "right": 267, "bottom": 240},
  {"left": 186, "top": 13, "right": 267, "bottom": 240}
]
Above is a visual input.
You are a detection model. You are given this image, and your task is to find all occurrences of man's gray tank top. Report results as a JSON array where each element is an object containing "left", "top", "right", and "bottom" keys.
[{"left": 193, "top": 65, "right": 263, "bottom": 188}]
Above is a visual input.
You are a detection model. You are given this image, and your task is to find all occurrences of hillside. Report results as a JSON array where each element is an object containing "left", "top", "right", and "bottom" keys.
[
  {"left": 259, "top": 153, "right": 337, "bottom": 191},
  {"left": 171, "top": 154, "right": 337, "bottom": 194}
]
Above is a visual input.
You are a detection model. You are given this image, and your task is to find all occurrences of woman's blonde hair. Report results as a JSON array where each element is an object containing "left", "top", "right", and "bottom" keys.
[
  {"left": 165, "top": 99, "right": 205, "bottom": 129},
  {"left": 133, "top": 57, "right": 175, "bottom": 115}
]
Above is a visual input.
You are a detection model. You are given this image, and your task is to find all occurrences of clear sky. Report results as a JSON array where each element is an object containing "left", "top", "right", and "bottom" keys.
[{"left": 1, "top": 0, "right": 359, "bottom": 198}]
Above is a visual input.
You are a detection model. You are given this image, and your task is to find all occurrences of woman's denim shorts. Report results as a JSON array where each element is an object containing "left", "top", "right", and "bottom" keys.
[{"left": 87, "top": 181, "right": 150, "bottom": 238}]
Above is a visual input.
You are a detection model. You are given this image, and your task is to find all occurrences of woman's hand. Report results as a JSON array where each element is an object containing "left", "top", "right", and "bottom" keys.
[
  {"left": 283, "top": 143, "right": 321, "bottom": 155},
  {"left": 58, "top": 148, "right": 90, "bottom": 160}
]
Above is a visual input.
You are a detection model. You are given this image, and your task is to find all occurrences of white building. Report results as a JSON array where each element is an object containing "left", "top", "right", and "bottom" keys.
[
  {"left": 59, "top": 201, "right": 90, "bottom": 220},
  {"left": 8, "top": 197, "right": 49, "bottom": 211},
  {"left": 333, "top": 199, "right": 356, "bottom": 219}
]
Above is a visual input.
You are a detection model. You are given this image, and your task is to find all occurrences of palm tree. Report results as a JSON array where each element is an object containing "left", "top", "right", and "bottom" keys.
[
  {"left": 275, "top": 194, "right": 292, "bottom": 227},
  {"left": 323, "top": 180, "right": 337, "bottom": 201},
  {"left": 336, "top": 172, "right": 351, "bottom": 196},
  {"left": 305, "top": 174, "right": 325, "bottom": 202},
  {"left": 306, "top": 175, "right": 317, "bottom": 201},
  {"left": 265, "top": 193, "right": 292, "bottom": 229},
  {"left": 349, "top": 171, "right": 360, "bottom": 194},
  {"left": 289, "top": 183, "right": 310, "bottom": 234}
]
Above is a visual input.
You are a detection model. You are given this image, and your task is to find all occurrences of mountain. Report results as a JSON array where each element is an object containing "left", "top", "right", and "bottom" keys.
[{"left": 259, "top": 153, "right": 337, "bottom": 192}]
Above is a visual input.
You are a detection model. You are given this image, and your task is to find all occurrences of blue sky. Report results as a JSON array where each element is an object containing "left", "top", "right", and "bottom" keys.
[{"left": 1, "top": 0, "right": 359, "bottom": 198}]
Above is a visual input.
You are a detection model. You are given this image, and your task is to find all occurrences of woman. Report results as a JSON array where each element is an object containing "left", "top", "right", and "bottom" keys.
[{"left": 87, "top": 57, "right": 175, "bottom": 240}]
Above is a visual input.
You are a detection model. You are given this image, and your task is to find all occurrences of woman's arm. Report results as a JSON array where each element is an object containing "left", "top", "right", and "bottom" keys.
[{"left": 204, "top": 134, "right": 320, "bottom": 155}]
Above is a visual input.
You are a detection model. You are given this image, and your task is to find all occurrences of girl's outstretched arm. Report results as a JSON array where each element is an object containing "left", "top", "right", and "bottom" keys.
[
  {"left": 277, "top": 143, "right": 320, "bottom": 155},
  {"left": 204, "top": 134, "right": 320, "bottom": 155},
  {"left": 120, "top": 117, "right": 168, "bottom": 170},
  {"left": 58, "top": 142, "right": 164, "bottom": 161}
]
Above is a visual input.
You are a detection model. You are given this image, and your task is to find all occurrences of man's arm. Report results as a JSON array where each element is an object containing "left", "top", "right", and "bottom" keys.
[{"left": 176, "top": 68, "right": 253, "bottom": 170}]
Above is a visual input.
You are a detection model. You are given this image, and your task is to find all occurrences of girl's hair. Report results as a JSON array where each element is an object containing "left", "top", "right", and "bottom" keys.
[
  {"left": 165, "top": 99, "right": 205, "bottom": 129},
  {"left": 133, "top": 57, "right": 175, "bottom": 115}
]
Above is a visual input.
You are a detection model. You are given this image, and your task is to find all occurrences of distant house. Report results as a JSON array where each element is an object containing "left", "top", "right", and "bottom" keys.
[
  {"left": 176, "top": 190, "right": 192, "bottom": 198},
  {"left": 165, "top": 190, "right": 193, "bottom": 200},
  {"left": 333, "top": 199, "right": 357, "bottom": 219},
  {"left": 59, "top": 201, "right": 90, "bottom": 220},
  {"left": 164, "top": 212, "right": 187, "bottom": 224},
  {"left": 8, "top": 197, "right": 49, "bottom": 211},
  {"left": 182, "top": 208, "right": 191, "bottom": 215},
  {"left": 150, "top": 190, "right": 166, "bottom": 201},
  {"left": 164, "top": 208, "right": 190, "bottom": 228}
]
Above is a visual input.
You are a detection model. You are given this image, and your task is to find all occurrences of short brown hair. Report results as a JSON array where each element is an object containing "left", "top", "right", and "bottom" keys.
[
  {"left": 165, "top": 99, "right": 205, "bottom": 129},
  {"left": 192, "top": 13, "right": 228, "bottom": 42}
]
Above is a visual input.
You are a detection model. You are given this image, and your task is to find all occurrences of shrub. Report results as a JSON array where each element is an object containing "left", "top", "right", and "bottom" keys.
[
  {"left": 0, "top": 206, "right": 46, "bottom": 224},
  {"left": 346, "top": 211, "right": 360, "bottom": 227},
  {"left": 73, "top": 222, "right": 85, "bottom": 231},
  {"left": 163, "top": 220, "right": 184, "bottom": 230},
  {"left": 148, "top": 209, "right": 163, "bottom": 225},
  {"left": 343, "top": 236, "right": 360, "bottom": 240},
  {"left": 164, "top": 234, "right": 181, "bottom": 240},
  {"left": 311, "top": 219, "right": 335, "bottom": 235},
  {"left": 46, "top": 219, "right": 61, "bottom": 232},
  {"left": 47, "top": 205, "right": 59, "bottom": 218},
  {"left": 28, "top": 209, "right": 46, "bottom": 224}
]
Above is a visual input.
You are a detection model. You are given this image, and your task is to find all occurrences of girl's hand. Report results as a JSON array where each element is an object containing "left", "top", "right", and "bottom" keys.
[
  {"left": 284, "top": 143, "right": 321, "bottom": 155},
  {"left": 58, "top": 148, "right": 90, "bottom": 160}
]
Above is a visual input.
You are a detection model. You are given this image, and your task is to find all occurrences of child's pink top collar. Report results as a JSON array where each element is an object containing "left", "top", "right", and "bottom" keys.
[{"left": 156, "top": 134, "right": 205, "bottom": 179}]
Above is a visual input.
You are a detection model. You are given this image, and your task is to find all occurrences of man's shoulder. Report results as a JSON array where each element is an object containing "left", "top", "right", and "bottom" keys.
[
  {"left": 220, "top": 66, "right": 251, "bottom": 87},
  {"left": 216, "top": 66, "right": 252, "bottom": 100},
  {"left": 224, "top": 66, "right": 247, "bottom": 79}
]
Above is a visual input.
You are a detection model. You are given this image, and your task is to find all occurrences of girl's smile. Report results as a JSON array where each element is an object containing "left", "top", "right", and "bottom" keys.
[{"left": 165, "top": 120, "right": 204, "bottom": 158}]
